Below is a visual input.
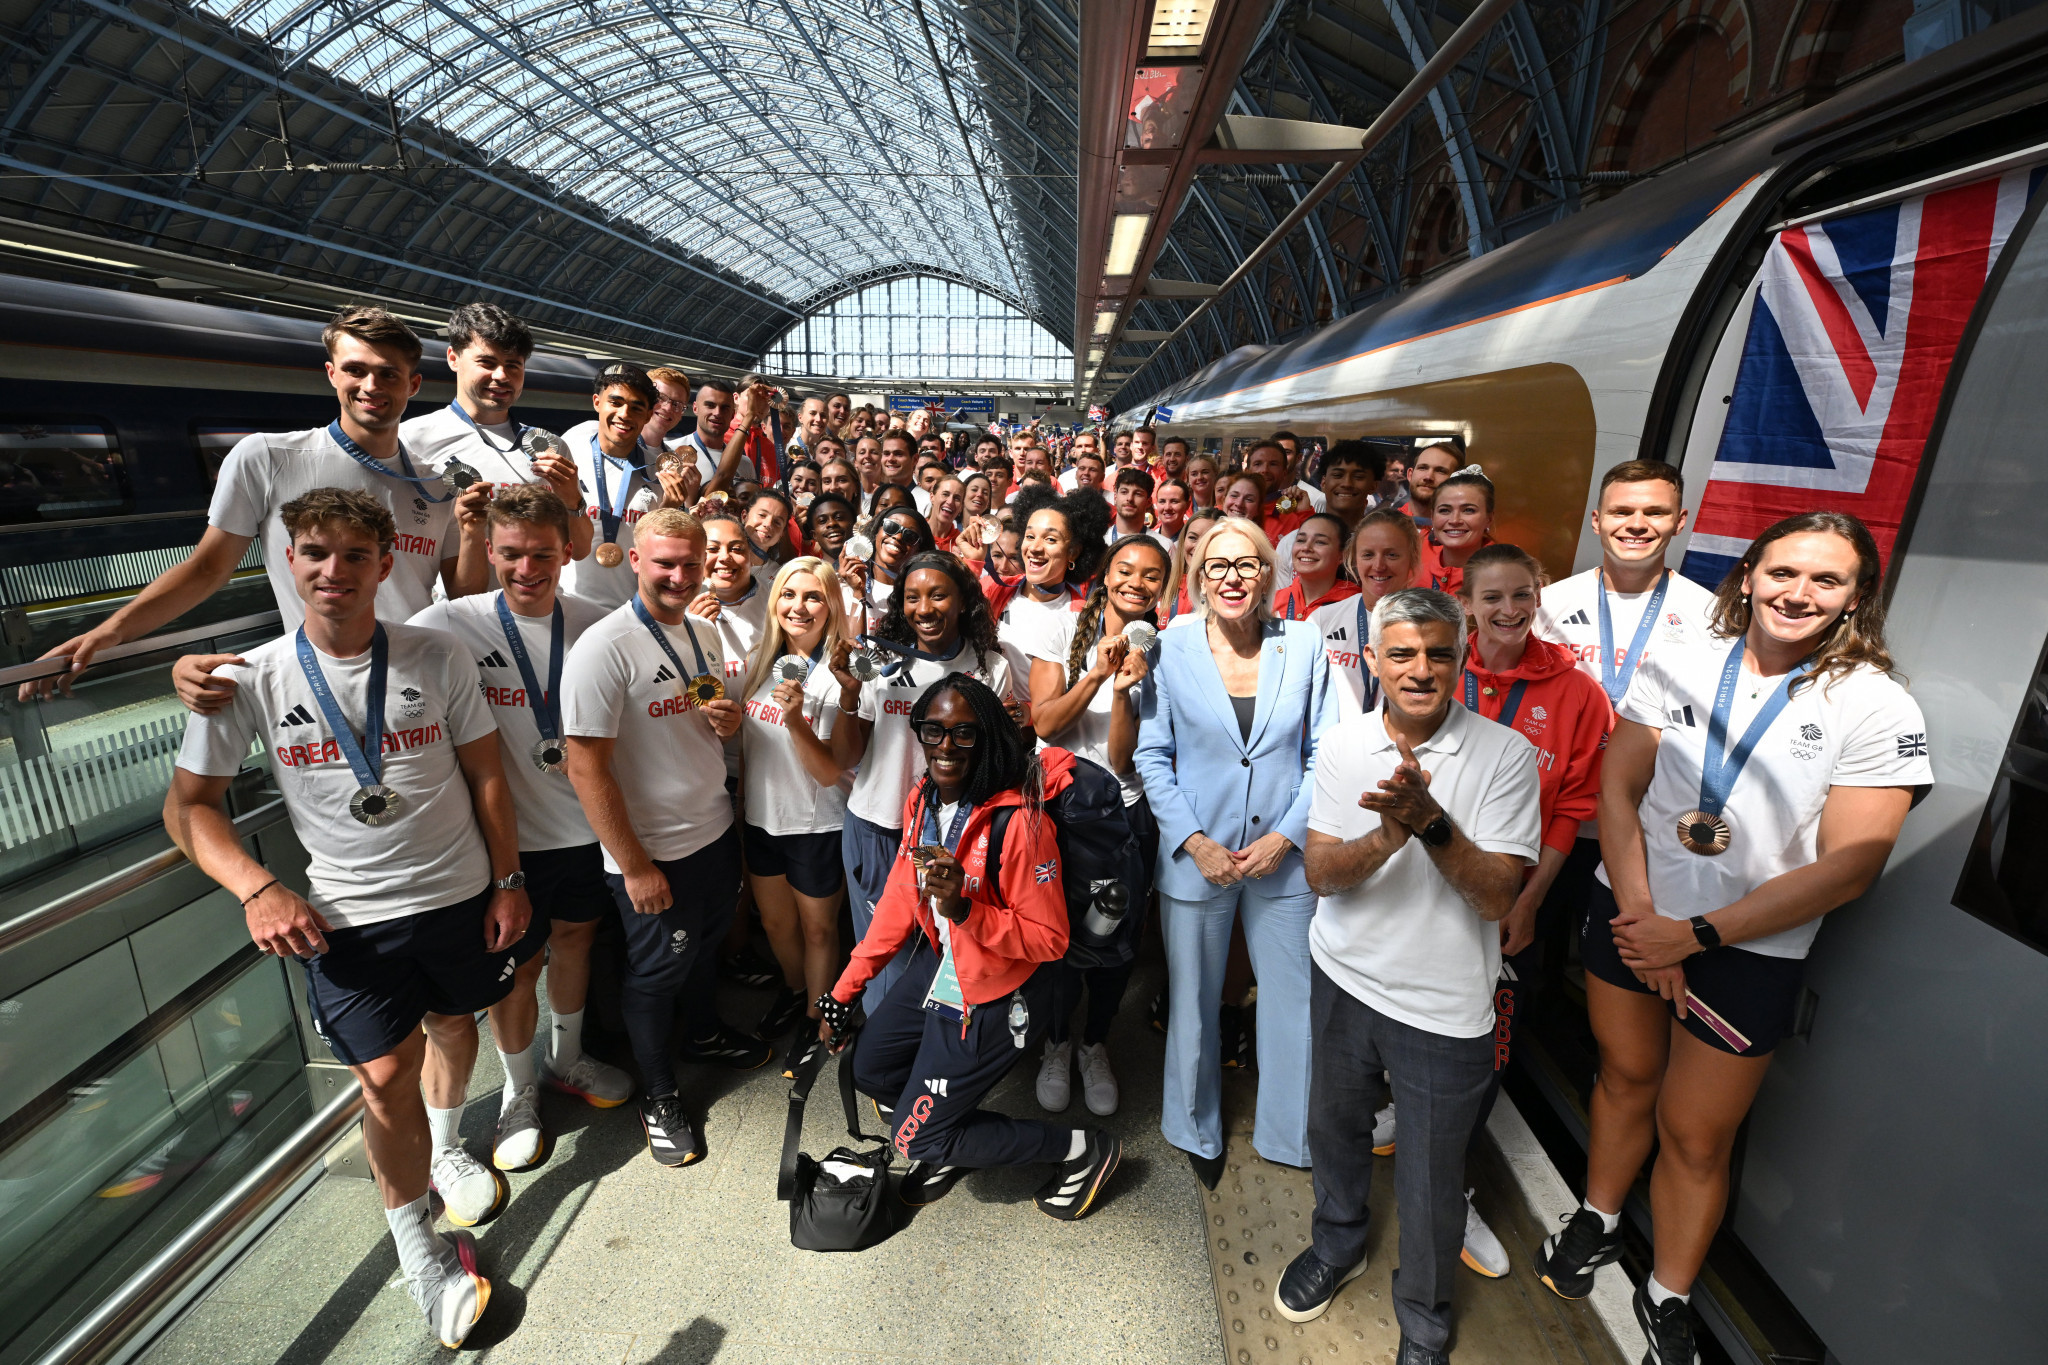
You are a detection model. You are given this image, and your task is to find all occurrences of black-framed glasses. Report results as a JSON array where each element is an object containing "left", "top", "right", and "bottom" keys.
[
  {"left": 912, "top": 721, "right": 982, "bottom": 749},
  {"left": 1200, "top": 556, "right": 1266, "bottom": 581}
]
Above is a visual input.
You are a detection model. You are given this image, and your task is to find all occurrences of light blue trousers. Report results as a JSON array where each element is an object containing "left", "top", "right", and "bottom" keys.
[{"left": 1159, "top": 880, "right": 1316, "bottom": 1166}]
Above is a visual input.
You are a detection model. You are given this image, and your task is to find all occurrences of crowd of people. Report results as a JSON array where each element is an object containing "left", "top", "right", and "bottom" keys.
[{"left": 36, "top": 300, "right": 1933, "bottom": 1365}]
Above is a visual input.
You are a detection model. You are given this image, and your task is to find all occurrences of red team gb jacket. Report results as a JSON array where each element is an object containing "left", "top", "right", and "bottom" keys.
[{"left": 1459, "top": 634, "right": 1613, "bottom": 857}]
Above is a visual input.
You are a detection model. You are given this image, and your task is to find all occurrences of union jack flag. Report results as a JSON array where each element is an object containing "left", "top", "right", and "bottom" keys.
[
  {"left": 1033, "top": 859, "right": 1057, "bottom": 884},
  {"left": 1680, "top": 167, "right": 2043, "bottom": 588}
]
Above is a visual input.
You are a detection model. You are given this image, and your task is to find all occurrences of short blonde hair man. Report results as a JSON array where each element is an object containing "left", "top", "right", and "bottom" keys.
[{"left": 633, "top": 506, "right": 703, "bottom": 547}]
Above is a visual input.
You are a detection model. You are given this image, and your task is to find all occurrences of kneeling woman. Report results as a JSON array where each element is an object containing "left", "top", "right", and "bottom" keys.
[
  {"left": 818, "top": 676, "right": 1122, "bottom": 1219},
  {"left": 1537, "top": 512, "right": 1930, "bottom": 1363}
]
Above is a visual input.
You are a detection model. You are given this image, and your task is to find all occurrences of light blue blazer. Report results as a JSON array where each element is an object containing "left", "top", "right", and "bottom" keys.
[{"left": 1135, "top": 617, "right": 1341, "bottom": 902}]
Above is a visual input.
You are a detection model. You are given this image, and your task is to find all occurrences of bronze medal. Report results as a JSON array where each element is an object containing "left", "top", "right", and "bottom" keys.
[
  {"left": 594, "top": 542, "right": 625, "bottom": 568},
  {"left": 1676, "top": 810, "right": 1731, "bottom": 856}
]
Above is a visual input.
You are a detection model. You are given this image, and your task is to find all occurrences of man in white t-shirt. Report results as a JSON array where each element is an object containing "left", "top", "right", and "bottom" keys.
[
  {"left": 409, "top": 486, "right": 634, "bottom": 1174},
  {"left": 30, "top": 306, "right": 491, "bottom": 702},
  {"left": 1288, "top": 589, "right": 1538, "bottom": 1351},
  {"left": 673, "top": 378, "right": 757, "bottom": 493},
  {"left": 398, "top": 302, "right": 593, "bottom": 562},
  {"left": 1059, "top": 431, "right": 1100, "bottom": 491},
  {"left": 562, "top": 507, "right": 768, "bottom": 1169},
  {"left": 165, "top": 488, "right": 530, "bottom": 1349},
  {"left": 1109, "top": 467, "right": 1169, "bottom": 548},
  {"left": 877, "top": 430, "right": 931, "bottom": 515},
  {"left": 561, "top": 366, "right": 697, "bottom": 609}
]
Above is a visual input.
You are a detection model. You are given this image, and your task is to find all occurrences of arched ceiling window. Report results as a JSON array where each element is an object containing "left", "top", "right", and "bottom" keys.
[{"left": 762, "top": 275, "right": 1070, "bottom": 383}]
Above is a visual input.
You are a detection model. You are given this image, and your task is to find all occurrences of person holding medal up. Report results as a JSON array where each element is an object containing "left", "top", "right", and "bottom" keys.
[
  {"left": 165, "top": 488, "right": 531, "bottom": 1350},
  {"left": 1539, "top": 512, "right": 1932, "bottom": 1365},
  {"left": 564, "top": 365, "right": 697, "bottom": 610}
]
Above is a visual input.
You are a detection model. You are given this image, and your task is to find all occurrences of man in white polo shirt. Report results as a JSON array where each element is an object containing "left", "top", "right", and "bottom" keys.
[
  {"left": 165, "top": 488, "right": 529, "bottom": 1350},
  {"left": 1284, "top": 588, "right": 1539, "bottom": 1364}
]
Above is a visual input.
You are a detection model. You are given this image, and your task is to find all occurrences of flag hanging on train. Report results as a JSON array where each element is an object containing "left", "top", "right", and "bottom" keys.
[{"left": 1680, "top": 166, "right": 2044, "bottom": 587}]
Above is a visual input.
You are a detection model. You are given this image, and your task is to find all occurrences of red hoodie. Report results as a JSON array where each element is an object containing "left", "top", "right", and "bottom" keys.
[
  {"left": 832, "top": 760, "right": 1073, "bottom": 1007},
  {"left": 1461, "top": 634, "right": 1612, "bottom": 857},
  {"left": 1273, "top": 575, "right": 1357, "bottom": 621}
]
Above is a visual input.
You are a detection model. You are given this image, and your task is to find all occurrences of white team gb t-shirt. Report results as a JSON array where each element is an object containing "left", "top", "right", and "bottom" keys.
[
  {"left": 848, "top": 644, "right": 1013, "bottom": 829},
  {"left": 697, "top": 583, "right": 768, "bottom": 779},
  {"left": 559, "top": 420, "right": 662, "bottom": 608},
  {"left": 1602, "top": 637, "right": 1933, "bottom": 960},
  {"left": 399, "top": 405, "right": 545, "bottom": 495},
  {"left": 208, "top": 426, "right": 458, "bottom": 630},
  {"left": 996, "top": 587, "right": 1083, "bottom": 693},
  {"left": 560, "top": 601, "right": 734, "bottom": 871},
  {"left": 1031, "top": 613, "right": 1145, "bottom": 806},
  {"left": 742, "top": 660, "right": 850, "bottom": 836},
  {"left": 408, "top": 592, "right": 606, "bottom": 852},
  {"left": 1308, "top": 596, "right": 1379, "bottom": 720},
  {"left": 175, "top": 622, "right": 497, "bottom": 929}
]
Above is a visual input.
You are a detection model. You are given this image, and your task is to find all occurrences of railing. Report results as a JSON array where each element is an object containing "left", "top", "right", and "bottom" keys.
[{"left": 0, "top": 611, "right": 283, "bottom": 688}]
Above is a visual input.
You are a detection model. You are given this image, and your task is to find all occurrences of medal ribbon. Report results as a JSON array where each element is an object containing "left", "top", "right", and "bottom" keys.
[
  {"left": 1355, "top": 599, "right": 1380, "bottom": 712},
  {"left": 494, "top": 593, "right": 563, "bottom": 741},
  {"left": 588, "top": 435, "right": 642, "bottom": 551},
  {"left": 445, "top": 401, "right": 530, "bottom": 455},
  {"left": 1461, "top": 673, "right": 1530, "bottom": 728},
  {"left": 631, "top": 595, "right": 712, "bottom": 681},
  {"left": 326, "top": 420, "right": 448, "bottom": 503},
  {"left": 1596, "top": 568, "right": 1671, "bottom": 706},
  {"left": 295, "top": 625, "right": 388, "bottom": 790},
  {"left": 918, "top": 796, "right": 975, "bottom": 1014},
  {"left": 1698, "top": 639, "right": 1809, "bottom": 819}
]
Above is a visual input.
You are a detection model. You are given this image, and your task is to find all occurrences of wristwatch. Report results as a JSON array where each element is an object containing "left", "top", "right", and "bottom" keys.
[
  {"left": 1689, "top": 914, "right": 1721, "bottom": 951},
  {"left": 493, "top": 871, "right": 527, "bottom": 891},
  {"left": 1416, "top": 812, "right": 1454, "bottom": 848}
]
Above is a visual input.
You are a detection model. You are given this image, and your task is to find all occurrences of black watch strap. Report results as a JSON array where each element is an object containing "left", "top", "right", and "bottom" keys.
[
  {"left": 1418, "top": 812, "right": 1454, "bottom": 848},
  {"left": 1689, "top": 914, "right": 1721, "bottom": 951}
]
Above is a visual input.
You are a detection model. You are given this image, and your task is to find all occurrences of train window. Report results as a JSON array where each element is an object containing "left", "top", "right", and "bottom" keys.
[
  {"left": 1953, "top": 627, "right": 2048, "bottom": 955},
  {"left": 0, "top": 421, "right": 131, "bottom": 525},
  {"left": 191, "top": 426, "right": 256, "bottom": 484}
]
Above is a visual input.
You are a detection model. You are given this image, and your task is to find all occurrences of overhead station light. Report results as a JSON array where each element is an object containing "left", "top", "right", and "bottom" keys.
[
  {"left": 1104, "top": 212, "right": 1152, "bottom": 278},
  {"left": 1093, "top": 309, "right": 1118, "bottom": 336},
  {"left": 1147, "top": 0, "right": 1217, "bottom": 57}
]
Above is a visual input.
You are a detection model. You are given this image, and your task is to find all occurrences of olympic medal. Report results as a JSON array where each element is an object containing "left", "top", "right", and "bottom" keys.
[
  {"left": 443, "top": 460, "right": 483, "bottom": 492},
  {"left": 775, "top": 654, "right": 810, "bottom": 683},
  {"left": 846, "top": 651, "right": 881, "bottom": 683},
  {"left": 350, "top": 784, "right": 403, "bottom": 826},
  {"left": 1677, "top": 810, "right": 1731, "bottom": 856},
  {"left": 1276, "top": 493, "right": 1297, "bottom": 513},
  {"left": 844, "top": 533, "right": 875, "bottom": 562},
  {"left": 1122, "top": 621, "right": 1159, "bottom": 653},
  {"left": 685, "top": 673, "right": 726, "bottom": 708},
  {"left": 522, "top": 429, "right": 562, "bottom": 457},
  {"left": 594, "top": 542, "right": 625, "bottom": 567},
  {"left": 531, "top": 737, "right": 567, "bottom": 773}
]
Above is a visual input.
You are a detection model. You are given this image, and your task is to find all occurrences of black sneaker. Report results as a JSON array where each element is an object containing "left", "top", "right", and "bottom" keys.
[
  {"left": 1537, "top": 1206, "right": 1624, "bottom": 1300},
  {"left": 678, "top": 1022, "right": 773, "bottom": 1070},
  {"left": 1034, "top": 1128, "right": 1121, "bottom": 1221},
  {"left": 1219, "top": 1003, "right": 1253, "bottom": 1069},
  {"left": 719, "top": 947, "right": 780, "bottom": 989},
  {"left": 1149, "top": 988, "right": 1168, "bottom": 1034},
  {"left": 899, "top": 1160, "right": 971, "bottom": 1205},
  {"left": 757, "top": 987, "right": 807, "bottom": 1039},
  {"left": 1274, "top": 1246, "right": 1367, "bottom": 1323},
  {"left": 1395, "top": 1338, "right": 1450, "bottom": 1365},
  {"left": 638, "top": 1094, "right": 702, "bottom": 1167},
  {"left": 780, "top": 1029, "right": 824, "bottom": 1080},
  {"left": 1635, "top": 1281, "right": 1699, "bottom": 1364}
]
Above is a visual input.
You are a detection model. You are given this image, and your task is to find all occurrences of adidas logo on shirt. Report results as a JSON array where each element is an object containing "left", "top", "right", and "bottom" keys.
[
  {"left": 1668, "top": 705, "right": 1697, "bottom": 727},
  {"left": 278, "top": 703, "right": 316, "bottom": 728},
  {"left": 1328, "top": 626, "right": 1348, "bottom": 641},
  {"left": 1562, "top": 609, "right": 1591, "bottom": 626},
  {"left": 477, "top": 650, "right": 510, "bottom": 670},
  {"left": 653, "top": 664, "right": 677, "bottom": 684}
]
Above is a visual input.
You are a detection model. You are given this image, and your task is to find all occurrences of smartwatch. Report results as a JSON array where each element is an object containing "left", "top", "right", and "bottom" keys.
[
  {"left": 1689, "top": 914, "right": 1721, "bottom": 951},
  {"left": 493, "top": 871, "right": 527, "bottom": 892},
  {"left": 1417, "top": 812, "right": 1454, "bottom": 848}
]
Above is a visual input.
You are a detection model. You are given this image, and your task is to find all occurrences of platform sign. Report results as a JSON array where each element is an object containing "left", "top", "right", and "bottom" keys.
[{"left": 887, "top": 395, "right": 995, "bottom": 418}]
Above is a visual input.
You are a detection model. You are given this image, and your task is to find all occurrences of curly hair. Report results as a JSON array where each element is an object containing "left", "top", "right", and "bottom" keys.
[
  {"left": 1708, "top": 511, "right": 1895, "bottom": 697},
  {"left": 876, "top": 550, "right": 1000, "bottom": 677},
  {"left": 1068, "top": 535, "right": 1171, "bottom": 687},
  {"left": 909, "top": 673, "right": 1034, "bottom": 812},
  {"left": 1009, "top": 484, "right": 1114, "bottom": 585}
]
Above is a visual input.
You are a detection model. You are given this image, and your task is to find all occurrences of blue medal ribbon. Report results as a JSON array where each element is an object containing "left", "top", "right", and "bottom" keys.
[
  {"left": 1698, "top": 639, "right": 1809, "bottom": 819},
  {"left": 326, "top": 420, "right": 448, "bottom": 503},
  {"left": 1596, "top": 568, "right": 1670, "bottom": 706},
  {"left": 1355, "top": 598, "right": 1380, "bottom": 712},
  {"left": 920, "top": 795, "right": 975, "bottom": 853},
  {"left": 631, "top": 595, "right": 712, "bottom": 681},
  {"left": 295, "top": 625, "right": 389, "bottom": 789},
  {"left": 1462, "top": 672, "right": 1529, "bottom": 728},
  {"left": 494, "top": 593, "right": 563, "bottom": 740},
  {"left": 588, "top": 435, "right": 643, "bottom": 552}
]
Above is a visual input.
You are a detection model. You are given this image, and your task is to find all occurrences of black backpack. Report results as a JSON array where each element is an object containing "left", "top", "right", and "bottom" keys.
[
  {"left": 777, "top": 1030, "right": 900, "bottom": 1253},
  {"left": 989, "top": 751, "right": 1148, "bottom": 971}
]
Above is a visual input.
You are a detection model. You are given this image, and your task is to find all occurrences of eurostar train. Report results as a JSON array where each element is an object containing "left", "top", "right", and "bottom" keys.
[{"left": 1131, "top": 18, "right": 2048, "bottom": 1365}]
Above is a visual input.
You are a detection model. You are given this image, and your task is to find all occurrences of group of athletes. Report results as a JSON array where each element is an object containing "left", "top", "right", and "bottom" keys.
[{"left": 32, "top": 300, "right": 1931, "bottom": 1365}]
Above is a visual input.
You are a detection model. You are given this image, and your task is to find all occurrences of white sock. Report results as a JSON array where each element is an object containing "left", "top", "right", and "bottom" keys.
[
  {"left": 427, "top": 1103, "right": 465, "bottom": 1152},
  {"left": 1646, "top": 1274, "right": 1688, "bottom": 1306},
  {"left": 1584, "top": 1200, "right": 1621, "bottom": 1234},
  {"left": 549, "top": 1008, "right": 585, "bottom": 1068},
  {"left": 499, "top": 1045, "right": 538, "bottom": 1103},
  {"left": 1065, "top": 1129, "right": 1087, "bottom": 1161},
  {"left": 385, "top": 1194, "right": 457, "bottom": 1299}
]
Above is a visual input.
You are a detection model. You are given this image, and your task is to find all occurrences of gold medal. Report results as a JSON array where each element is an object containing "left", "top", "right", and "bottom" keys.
[
  {"left": 1676, "top": 810, "right": 1731, "bottom": 856},
  {"left": 683, "top": 673, "right": 726, "bottom": 708},
  {"left": 1276, "top": 493, "right": 1297, "bottom": 513},
  {"left": 594, "top": 542, "right": 625, "bottom": 567}
]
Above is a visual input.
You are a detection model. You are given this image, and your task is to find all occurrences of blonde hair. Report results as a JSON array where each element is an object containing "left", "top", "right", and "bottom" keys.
[
  {"left": 740, "top": 556, "right": 850, "bottom": 702},
  {"left": 632, "top": 507, "right": 702, "bottom": 546},
  {"left": 1189, "top": 516, "right": 1278, "bottom": 623}
]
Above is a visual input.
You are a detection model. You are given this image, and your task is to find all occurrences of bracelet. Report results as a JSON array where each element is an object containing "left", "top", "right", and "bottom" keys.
[{"left": 240, "top": 878, "right": 280, "bottom": 907}]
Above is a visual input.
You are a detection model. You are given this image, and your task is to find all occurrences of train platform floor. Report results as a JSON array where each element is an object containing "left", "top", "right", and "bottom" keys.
[{"left": 136, "top": 962, "right": 1625, "bottom": 1365}]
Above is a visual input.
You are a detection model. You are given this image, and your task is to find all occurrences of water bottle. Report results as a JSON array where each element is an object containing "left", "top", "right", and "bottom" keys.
[
  {"left": 1082, "top": 881, "right": 1130, "bottom": 943},
  {"left": 1007, "top": 993, "right": 1029, "bottom": 1049}
]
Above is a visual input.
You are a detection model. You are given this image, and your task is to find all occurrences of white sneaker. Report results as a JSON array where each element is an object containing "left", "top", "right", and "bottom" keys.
[
  {"left": 1076, "top": 1041, "right": 1119, "bottom": 1116},
  {"left": 1460, "top": 1189, "right": 1510, "bottom": 1278},
  {"left": 425, "top": 1229, "right": 491, "bottom": 1348},
  {"left": 1372, "top": 1101, "right": 1396, "bottom": 1156},
  {"left": 429, "top": 1144, "right": 508, "bottom": 1227},
  {"left": 541, "top": 1051, "right": 633, "bottom": 1108},
  {"left": 492, "top": 1083, "right": 545, "bottom": 1172},
  {"left": 1036, "top": 1039, "right": 1073, "bottom": 1111}
]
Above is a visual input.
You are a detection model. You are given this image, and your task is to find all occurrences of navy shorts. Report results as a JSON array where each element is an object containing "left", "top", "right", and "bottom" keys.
[
  {"left": 742, "top": 822, "right": 845, "bottom": 899},
  {"left": 521, "top": 842, "right": 611, "bottom": 924},
  {"left": 606, "top": 826, "right": 742, "bottom": 997},
  {"left": 1581, "top": 880, "right": 1805, "bottom": 1056},
  {"left": 303, "top": 888, "right": 519, "bottom": 1067}
]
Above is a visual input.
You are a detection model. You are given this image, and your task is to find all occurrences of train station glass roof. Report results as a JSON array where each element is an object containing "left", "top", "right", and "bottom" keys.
[{"left": 761, "top": 275, "right": 1070, "bottom": 383}]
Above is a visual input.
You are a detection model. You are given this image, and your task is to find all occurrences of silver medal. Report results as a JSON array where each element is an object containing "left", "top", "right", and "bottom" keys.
[
  {"left": 775, "top": 654, "right": 811, "bottom": 683},
  {"left": 846, "top": 651, "right": 881, "bottom": 683},
  {"left": 522, "top": 429, "right": 564, "bottom": 458},
  {"left": 350, "top": 784, "right": 403, "bottom": 826},
  {"left": 844, "top": 533, "right": 875, "bottom": 562},
  {"left": 531, "top": 737, "right": 567, "bottom": 774},
  {"left": 1122, "top": 620, "right": 1159, "bottom": 653},
  {"left": 443, "top": 460, "right": 483, "bottom": 492}
]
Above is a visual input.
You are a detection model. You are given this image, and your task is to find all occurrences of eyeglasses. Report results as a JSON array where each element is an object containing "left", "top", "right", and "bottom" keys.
[
  {"left": 912, "top": 721, "right": 981, "bottom": 748},
  {"left": 1200, "top": 557, "right": 1266, "bottom": 581}
]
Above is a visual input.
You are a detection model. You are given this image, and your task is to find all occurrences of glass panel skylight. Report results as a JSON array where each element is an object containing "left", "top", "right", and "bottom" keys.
[{"left": 761, "top": 275, "right": 1069, "bottom": 382}]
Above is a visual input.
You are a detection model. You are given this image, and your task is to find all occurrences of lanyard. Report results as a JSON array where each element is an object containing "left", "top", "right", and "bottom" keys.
[
  {"left": 631, "top": 595, "right": 712, "bottom": 680},
  {"left": 295, "top": 625, "right": 388, "bottom": 788},
  {"left": 446, "top": 401, "right": 529, "bottom": 455},
  {"left": 1462, "top": 672, "right": 1529, "bottom": 728},
  {"left": 588, "top": 435, "right": 642, "bottom": 548},
  {"left": 862, "top": 633, "right": 964, "bottom": 674},
  {"left": 1596, "top": 568, "right": 1670, "bottom": 706},
  {"left": 326, "top": 420, "right": 447, "bottom": 503},
  {"left": 1699, "top": 639, "right": 1809, "bottom": 818},
  {"left": 1281, "top": 586, "right": 1299, "bottom": 621},
  {"left": 1355, "top": 599, "right": 1380, "bottom": 711},
  {"left": 920, "top": 796, "right": 975, "bottom": 853},
  {"left": 494, "top": 593, "right": 563, "bottom": 740}
]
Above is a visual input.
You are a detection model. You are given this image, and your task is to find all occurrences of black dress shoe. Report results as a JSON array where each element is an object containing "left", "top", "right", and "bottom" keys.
[
  {"left": 1395, "top": 1337, "right": 1450, "bottom": 1365},
  {"left": 1185, "top": 1147, "right": 1226, "bottom": 1189}
]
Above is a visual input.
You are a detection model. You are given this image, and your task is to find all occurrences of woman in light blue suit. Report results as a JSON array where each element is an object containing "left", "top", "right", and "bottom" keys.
[{"left": 1136, "top": 516, "right": 1340, "bottom": 1186}]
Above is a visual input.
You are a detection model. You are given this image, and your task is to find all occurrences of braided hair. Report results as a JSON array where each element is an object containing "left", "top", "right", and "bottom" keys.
[
  {"left": 909, "top": 673, "right": 1034, "bottom": 812},
  {"left": 876, "top": 550, "right": 1001, "bottom": 678},
  {"left": 1067, "top": 535, "right": 1172, "bottom": 687}
]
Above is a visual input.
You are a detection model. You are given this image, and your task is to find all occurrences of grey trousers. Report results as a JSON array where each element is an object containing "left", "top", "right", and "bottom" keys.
[{"left": 1307, "top": 962, "right": 1495, "bottom": 1352}]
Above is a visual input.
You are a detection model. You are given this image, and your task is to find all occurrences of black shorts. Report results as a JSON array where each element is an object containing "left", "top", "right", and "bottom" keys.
[
  {"left": 521, "top": 842, "right": 612, "bottom": 924},
  {"left": 1581, "top": 880, "right": 1805, "bottom": 1056},
  {"left": 741, "top": 822, "right": 845, "bottom": 899},
  {"left": 303, "top": 888, "right": 520, "bottom": 1067}
]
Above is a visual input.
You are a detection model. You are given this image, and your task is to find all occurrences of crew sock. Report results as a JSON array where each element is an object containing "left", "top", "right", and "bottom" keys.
[
  {"left": 1647, "top": 1274, "right": 1689, "bottom": 1306},
  {"left": 1584, "top": 1200, "right": 1621, "bottom": 1234},
  {"left": 385, "top": 1194, "right": 458, "bottom": 1305},
  {"left": 427, "top": 1103, "right": 465, "bottom": 1153},
  {"left": 1065, "top": 1129, "right": 1087, "bottom": 1161},
  {"left": 549, "top": 1008, "right": 586, "bottom": 1069},
  {"left": 499, "top": 1045, "right": 538, "bottom": 1105}
]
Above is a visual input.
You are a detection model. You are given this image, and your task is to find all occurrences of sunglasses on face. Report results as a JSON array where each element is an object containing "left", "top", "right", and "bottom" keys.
[
  {"left": 878, "top": 521, "right": 920, "bottom": 542},
  {"left": 912, "top": 721, "right": 981, "bottom": 748}
]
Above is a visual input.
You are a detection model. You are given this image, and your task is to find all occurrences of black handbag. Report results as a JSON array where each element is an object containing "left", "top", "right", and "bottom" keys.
[{"left": 777, "top": 1025, "right": 901, "bottom": 1253}]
